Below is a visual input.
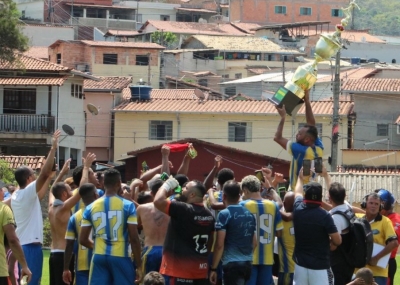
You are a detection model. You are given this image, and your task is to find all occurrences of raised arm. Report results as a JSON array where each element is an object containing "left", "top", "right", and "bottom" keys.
[
  {"left": 304, "top": 89, "right": 316, "bottom": 126},
  {"left": 79, "top": 153, "right": 96, "bottom": 186},
  {"left": 161, "top": 146, "right": 171, "bottom": 175},
  {"left": 39, "top": 172, "right": 56, "bottom": 201},
  {"left": 176, "top": 145, "right": 193, "bottom": 176},
  {"left": 140, "top": 165, "right": 162, "bottom": 185},
  {"left": 154, "top": 178, "right": 179, "bottom": 214},
  {"left": 204, "top": 156, "right": 222, "bottom": 190},
  {"left": 36, "top": 130, "right": 60, "bottom": 193},
  {"left": 294, "top": 168, "right": 304, "bottom": 198},
  {"left": 274, "top": 105, "right": 289, "bottom": 149}
]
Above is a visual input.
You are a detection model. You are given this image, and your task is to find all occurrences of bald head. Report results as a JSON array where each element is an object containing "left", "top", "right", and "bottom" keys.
[{"left": 283, "top": 191, "right": 295, "bottom": 213}]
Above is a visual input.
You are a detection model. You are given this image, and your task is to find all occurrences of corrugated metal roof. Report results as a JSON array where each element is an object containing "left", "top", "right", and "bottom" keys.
[
  {"left": 230, "top": 22, "right": 261, "bottom": 34},
  {"left": 176, "top": 7, "right": 217, "bottom": 13},
  {"left": 342, "top": 78, "right": 400, "bottom": 93},
  {"left": 105, "top": 30, "right": 140, "bottom": 37},
  {"left": 0, "top": 77, "right": 66, "bottom": 86},
  {"left": 114, "top": 91, "right": 353, "bottom": 115},
  {"left": 81, "top": 40, "right": 165, "bottom": 49},
  {"left": 84, "top": 76, "right": 132, "bottom": 91},
  {"left": 185, "top": 35, "right": 301, "bottom": 53},
  {"left": 0, "top": 155, "right": 45, "bottom": 170}
]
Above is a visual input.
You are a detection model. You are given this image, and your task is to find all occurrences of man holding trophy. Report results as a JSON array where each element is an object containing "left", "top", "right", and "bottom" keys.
[{"left": 272, "top": 1, "right": 359, "bottom": 189}]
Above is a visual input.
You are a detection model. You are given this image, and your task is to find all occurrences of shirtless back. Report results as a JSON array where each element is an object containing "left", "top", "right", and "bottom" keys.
[
  {"left": 138, "top": 202, "right": 170, "bottom": 247},
  {"left": 48, "top": 203, "right": 71, "bottom": 250}
]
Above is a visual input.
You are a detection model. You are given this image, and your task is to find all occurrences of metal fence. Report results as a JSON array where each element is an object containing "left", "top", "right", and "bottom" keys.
[{"left": 0, "top": 114, "right": 55, "bottom": 134}]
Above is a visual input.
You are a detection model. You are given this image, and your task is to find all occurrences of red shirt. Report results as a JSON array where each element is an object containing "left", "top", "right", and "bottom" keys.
[{"left": 387, "top": 212, "right": 400, "bottom": 258}]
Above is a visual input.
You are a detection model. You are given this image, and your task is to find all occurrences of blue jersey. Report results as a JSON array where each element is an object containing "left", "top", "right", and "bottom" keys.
[{"left": 215, "top": 205, "right": 256, "bottom": 265}]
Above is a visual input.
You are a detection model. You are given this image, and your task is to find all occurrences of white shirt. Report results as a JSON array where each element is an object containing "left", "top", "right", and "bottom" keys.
[
  {"left": 11, "top": 181, "right": 43, "bottom": 245},
  {"left": 330, "top": 203, "right": 351, "bottom": 234}
]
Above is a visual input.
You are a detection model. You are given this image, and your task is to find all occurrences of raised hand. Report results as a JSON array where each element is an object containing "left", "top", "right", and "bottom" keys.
[
  {"left": 273, "top": 172, "right": 287, "bottom": 184},
  {"left": 52, "top": 129, "right": 61, "bottom": 148},
  {"left": 275, "top": 104, "right": 286, "bottom": 118},
  {"left": 84, "top": 152, "right": 96, "bottom": 168},
  {"left": 215, "top": 155, "right": 222, "bottom": 168},
  {"left": 60, "top": 158, "right": 71, "bottom": 174},
  {"left": 161, "top": 145, "right": 170, "bottom": 156}
]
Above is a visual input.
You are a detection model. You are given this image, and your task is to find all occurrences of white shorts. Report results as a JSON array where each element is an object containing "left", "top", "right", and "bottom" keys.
[{"left": 293, "top": 264, "right": 334, "bottom": 285}]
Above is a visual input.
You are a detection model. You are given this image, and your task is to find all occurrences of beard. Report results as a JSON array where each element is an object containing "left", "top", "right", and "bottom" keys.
[{"left": 175, "top": 193, "right": 188, "bottom": 203}]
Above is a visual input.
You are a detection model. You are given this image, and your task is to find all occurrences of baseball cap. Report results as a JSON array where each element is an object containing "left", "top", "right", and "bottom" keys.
[
  {"left": 377, "top": 189, "right": 395, "bottom": 205},
  {"left": 303, "top": 182, "right": 323, "bottom": 204}
]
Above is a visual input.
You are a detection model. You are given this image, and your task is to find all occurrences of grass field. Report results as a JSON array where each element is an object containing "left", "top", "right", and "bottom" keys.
[{"left": 41, "top": 249, "right": 400, "bottom": 285}]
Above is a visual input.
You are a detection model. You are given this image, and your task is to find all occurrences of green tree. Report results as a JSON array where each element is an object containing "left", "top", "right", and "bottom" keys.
[
  {"left": 151, "top": 31, "right": 177, "bottom": 46},
  {"left": 0, "top": 159, "right": 15, "bottom": 184},
  {"left": 0, "top": 0, "right": 29, "bottom": 64}
]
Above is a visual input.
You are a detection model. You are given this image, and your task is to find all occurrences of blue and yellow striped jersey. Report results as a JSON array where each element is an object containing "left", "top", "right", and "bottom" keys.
[
  {"left": 240, "top": 199, "right": 283, "bottom": 265},
  {"left": 71, "top": 188, "right": 104, "bottom": 214},
  {"left": 287, "top": 138, "right": 324, "bottom": 190},
  {"left": 82, "top": 196, "right": 137, "bottom": 257},
  {"left": 278, "top": 220, "right": 295, "bottom": 273},
  {"left": 65, "top": 209, "right": 93, "bottom": 271}
]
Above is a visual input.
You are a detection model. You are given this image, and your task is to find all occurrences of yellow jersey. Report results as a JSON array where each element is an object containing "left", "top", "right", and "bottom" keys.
[
  {"left": 65, "top": 209, "right": 93, "bottom": 271},
  {"left": 82, "top": 196, "right": 137, "bottom": 257},
  {"left": 240, "top": 199, "right": 283, "bottom": 265},
  {"left": 0, "top": 203, "right": 15, "bottom": 276},
  {"left": 356, "top": 213, "right": 397, "bottom": 277},
  {"left": 278, "top": 220, "right": 295, "bottom": 273}
]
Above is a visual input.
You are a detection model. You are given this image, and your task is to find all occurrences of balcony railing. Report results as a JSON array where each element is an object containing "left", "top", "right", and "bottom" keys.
[{"left": 0, "top": 114, "right": 55, "bottom": 134}]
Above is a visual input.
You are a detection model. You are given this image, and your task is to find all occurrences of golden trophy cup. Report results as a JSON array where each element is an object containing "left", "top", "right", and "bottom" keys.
[{"left": 269, "top": 1, "right": 360, "bottom": 115}]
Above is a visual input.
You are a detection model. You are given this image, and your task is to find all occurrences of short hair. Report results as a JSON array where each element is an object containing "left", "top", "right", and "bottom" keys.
[
  {"left": 79, "top": 183, "right": 96, "bottom": 199},
  {"left": 217, "top": 168, "right": 234, "bottom": 186},
  {"left": 223, "top": 180, "right": 241, "bottom": 203},
  {"left": 14, "top": 166, "right": 32, "bottom": 188},
  {"left": 189, "top": 180, "right": 207, "bottom": 198},
  {"left": 103, "top": 168, "right": 121, "bottom": 189},
  {"left": 241, "top": 175, "right": 261, "bottom": 193},
  {"left": 64, "top": 177, "right": 75, "bottom": 187},
  {"left": 143, "top": 271, "right": 165, "bottom": 285},
  {"left": 138, "top": 193, "right": 153, "bottom": 204},
  {"left": 96, "top": 171, "right": 104, "bottom": 181},
  {"left": 52, "top": 182, "right": 69, "bottom": 199},
  {"left": 174, "top": 174, "right": 189, "bottom": 187},
  {"left": 304, "top": 124, "right": 318, "bottom": 141},
  {"left": 355, "top": 268, "right": 373, "bottom": 285},
  {"left": 150, "top": 178, "right": 163, "bottom": 195},
  {"left": 72, "top": 166, "right": 84, "bottom": 186},
  {"left": 367, "top": 192, "right": 381, "bottom": 202},
  {"left": 329, "top": 182, "right": 346, "bottom": 204}
]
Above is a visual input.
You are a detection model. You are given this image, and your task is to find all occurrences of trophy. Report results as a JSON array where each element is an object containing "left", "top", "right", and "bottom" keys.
[{"left": 269, "top": 1, "right": 360, "bottom": 116}]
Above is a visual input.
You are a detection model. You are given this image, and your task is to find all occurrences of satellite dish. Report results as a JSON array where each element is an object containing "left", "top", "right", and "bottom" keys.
[
  {"left": 194, "top": 89, "right": 205, "bottom": 100},
  {"left": 87, "top": 103, "right": 99, "bottom": 115},
  {"left": 62, "top": 124, "right": 75, "bottom": 136}
]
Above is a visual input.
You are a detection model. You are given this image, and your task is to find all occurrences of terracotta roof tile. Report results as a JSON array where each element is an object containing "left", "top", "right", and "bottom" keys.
[
  {"left": 165, "top": 75, "right": 224, "bottom": 98},
  {"left": 318, "top": 68, "right": 377, "bottom": 82},
  {"left": 0, "top": 155, "right": 45, "bottom": 170},
  {"left": 0, "top": 54, "right": 69, "bottom": 71},
  {"left": 84, "top": 76, "right": 132, "bottom": 91},
  {"left": 0, "top": 77, "right": 66, "bottom": 86},
  {"left": 81, "top": 40, "right": 165, "bottom": 49},
  {"left": 184, "top": 35, "right": 301, "bottom": 53},
  {"left": 228, "top": 94, "right": 255, "bottom": 101},
  {"left": 332, "top": 30, "right": 385, "bottom": 44},
  {"left": 23, "top": 46, "right": 49, "bottom": 60},
  {"left": 230, "top": 22, "right": 261, "bottom": 34},
  {"left": 114, "top": 91, "right": 353, "bottom": 115},
  {"left": 337, "top": 165, "right": 400, "bottom": 174},
  {"left": 248, "top": 68, "right": 271, "bottom": 75},
  {"left": 139, "top": 20, "right": 248, "bottom": 36},
  {"left": 122, "top": 87, "right": 131, "bottom": 100},
  {"left": 342, "top": 78, "right": 400, "bottom": 93}
]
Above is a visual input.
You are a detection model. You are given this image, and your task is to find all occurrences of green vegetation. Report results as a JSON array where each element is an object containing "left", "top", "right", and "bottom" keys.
[
  {"left": 354, "top": 0, "right": 400, "bottom": 36},
  {"left": 151, "top": 31, "right": 177, "bottom": 46},
  {"left": 0, "top": 160, "right": 15, "bottom": 184},
  {"left": 0, "top": 0, "right": 29, "bottom": 63}
]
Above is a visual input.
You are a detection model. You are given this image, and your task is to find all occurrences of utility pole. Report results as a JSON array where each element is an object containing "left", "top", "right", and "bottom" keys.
[
  {"left": 147, "top": 53, "right": 151, "bottom": 86},
  {"left": 331, "top": 50, "right": 341, "bottom": 172}
]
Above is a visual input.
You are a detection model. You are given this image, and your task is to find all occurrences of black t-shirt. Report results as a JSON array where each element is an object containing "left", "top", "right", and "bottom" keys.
[
  {"left": 292, "top": 196, "right": 338, "bottom": 270},
  {"left": 160, "top": 200, "right": 215, "bottom": 279}
]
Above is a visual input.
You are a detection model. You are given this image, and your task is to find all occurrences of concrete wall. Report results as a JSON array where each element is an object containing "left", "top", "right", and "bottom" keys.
[
  {"left": 353, "top": 93, "right": 400, "bottom": 150},
  {"left": 124, "top": 1, "right": 179, "bottom": 23},
  {"left": 342, "top": 150, "right": 400, "bottom": 167},
  {"left": 341, "top": 42, "right": 400, "bottom": 64},
  {"left": 113, "top": 111, "right": 347, "bottom": 168},
  {"left": 16, "top": 0, "right": 43, "bottom": 21},
  {"left": 23, "top": 26, "right": 74, "bottom": 46}
]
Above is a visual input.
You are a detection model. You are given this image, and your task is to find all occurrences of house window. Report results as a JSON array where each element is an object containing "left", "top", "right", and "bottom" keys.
[
  {"left": 265, "top": 54, "right": 273, "bottom": 61},
  {"left": 3, "top": 89, "right": 36, "bottom": 114},
  {"left": 56, "top": 53, "right": 61, "bottom": 64},
  {"left": 222, "top": 74, "right": 229, "bottom": 79},
  {"left": 103, "top": 54, "right": 118, "bottom": 64},
  {"left": 228, "top": 122, "right": 252, "bottom": 142},
  {"left": 275, "top": 6, "right": 286, "bottom": 14},
  {"left": 331, "top": 9, "right": 343, "bottom": 17},
  {"left": 235, "top": 73, "right": 242, "bottom": 79},
  {"left": 78, "top": 85, "right": 83, "bottom": 99},
  {"left": 149, "top": 120, "right": 172, "bottom": 140},
  {"left": 300, "top": 7, "right": 312, "bottom": 15},
  {"left": 298, "top": 123, "right": 323, "bottom": 137},
  {"left": 225, "top": 86, "right": 236, "bottom": 96},
  {"left": 71, "top": 84, "right": 75, "bottom": 97},
  {"left": 160, "top": 15, "right": 170, "bottom": 21},
  {"left": 198, "top": 78, "right": 208, "bottom": 87},
  {"left": 136, "top": 55, "right": 149, "bottom": 66},
  {"left": 377, "top": 124, "right": 389, "bottom": 136}
]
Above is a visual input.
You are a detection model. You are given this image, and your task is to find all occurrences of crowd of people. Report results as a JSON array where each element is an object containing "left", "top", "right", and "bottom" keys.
[{"left": 0, "top": 89, "right": 399, "bottom": 285}]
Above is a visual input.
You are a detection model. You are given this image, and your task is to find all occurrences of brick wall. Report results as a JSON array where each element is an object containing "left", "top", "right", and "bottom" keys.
[{"left": 230, "top": 0, "right": 349, "bottom": 27}]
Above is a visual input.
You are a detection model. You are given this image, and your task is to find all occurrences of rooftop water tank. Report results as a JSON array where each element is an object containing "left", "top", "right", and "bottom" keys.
[
  {"left": 129, "top": 85, "right": 152, "bottom": 101},
  {"left": 351, "top": 57, "right": 361, "bottom": 65}
]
